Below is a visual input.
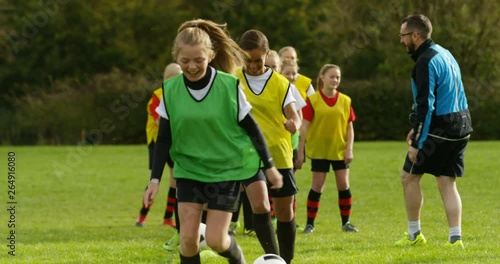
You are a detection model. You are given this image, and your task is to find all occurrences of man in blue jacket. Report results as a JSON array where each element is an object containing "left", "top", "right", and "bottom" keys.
[{"left": 395, "top": 14, "right": 472, "bottom": 249}]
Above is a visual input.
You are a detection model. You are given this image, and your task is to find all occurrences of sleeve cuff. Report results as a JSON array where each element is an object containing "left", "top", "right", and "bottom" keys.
[
  {"left": 262, "top": 158, "right": 274, "bottom": 170},
  {"left": 149, "top": 178, "right": 160, "bottom": 184}
]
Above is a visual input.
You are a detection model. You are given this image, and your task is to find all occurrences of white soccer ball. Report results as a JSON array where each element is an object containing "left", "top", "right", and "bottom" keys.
[
  {"left": 199, "top": 223, "right": 208, "bottom": 249},
  {"left": 253, "top": 254, "right": 286, "bottom": 264}
]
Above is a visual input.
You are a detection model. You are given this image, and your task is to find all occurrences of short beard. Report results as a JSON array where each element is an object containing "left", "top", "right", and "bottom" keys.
[{"left": 407, "top": 42, "right": 416, "bottom": 54}]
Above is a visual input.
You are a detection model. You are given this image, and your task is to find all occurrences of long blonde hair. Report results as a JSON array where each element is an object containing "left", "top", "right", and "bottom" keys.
[
  {"left": 316, "top": 64, "right": 341, "bottom": 90},
  {"left": 172, "top": 19, "right": 245, "bottom": 75}
]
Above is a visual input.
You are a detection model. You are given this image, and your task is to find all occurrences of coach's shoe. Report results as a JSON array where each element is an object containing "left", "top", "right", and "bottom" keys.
[
  {"left": 342, "top": 222, "right": 359, "bottom": 232},
  {"left": 163, "top": 232, "right": 180, "bottom": 251},
  {"left": 444, "top": 240, "right": 465, "bottom": 249},
  {"left": 303, "top": 224, "right": 315, "bottom": 234},
  {"left": 394, "top": 232, "right": 427, "bottom": 246}
]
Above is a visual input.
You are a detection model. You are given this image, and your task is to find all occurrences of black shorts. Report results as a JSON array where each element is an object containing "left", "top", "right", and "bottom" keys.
[
  {"left": 403, "top": 135, "right": 469, "bottom": 177},
  {"left": 148, "top": 142, "right": 155, "bottom": 170},
  {"left": 242, "top": 169, "right": 297, "bottom": 197},
  {"left": 241, "top": 169, "right": 266, "bottom": 187},
  {"left": 176, "top": 178, "right": 241, "bottom": 212},
  {"left": 268, "top": 168, "right": 298, "bottom": 198},
  {"left": 311, "top": 159, "right": 349, "bottom": 172}
]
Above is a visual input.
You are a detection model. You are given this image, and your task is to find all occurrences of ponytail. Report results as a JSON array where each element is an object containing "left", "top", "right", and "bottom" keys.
[{"left": 173, "top": 19, "right": 245, "bottom": 75}]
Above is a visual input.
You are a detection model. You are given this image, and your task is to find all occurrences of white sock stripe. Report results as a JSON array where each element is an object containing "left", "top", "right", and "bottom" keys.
[{"left": 449, "top": 226, "right": 461, "bottom": 237}]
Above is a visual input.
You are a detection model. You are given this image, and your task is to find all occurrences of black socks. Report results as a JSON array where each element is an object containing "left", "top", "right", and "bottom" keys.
[{"left": 253, "top": 212, "right": 279, "bottom": 254}]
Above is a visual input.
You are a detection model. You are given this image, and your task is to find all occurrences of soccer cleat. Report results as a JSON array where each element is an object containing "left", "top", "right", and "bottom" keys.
[
  {"left": 302, "top": 224, "right": 315, "bottom": 234},
  {"left": 342, "top": 222, "right": 359, "bottom": 232},
  {"left": 444, "top": 240, "right": 464, "bottom": 249},
  {"left": 243, "top": 229, "right": 256, "bottom": 237},
  {"left": 295, "top": 224, "right": 304, "bottom": 232},
  {"left": 162, "top": 232, "right": 180, "bottom": 251},
  {"left": 228, "top": 221, "right": 240, "bottom": 236},
  {"left": 163, "top": 218, "right": 176, "bottom": 228},
  {"left": 394, "top": 232, "right": 427, "bottom": 246}
]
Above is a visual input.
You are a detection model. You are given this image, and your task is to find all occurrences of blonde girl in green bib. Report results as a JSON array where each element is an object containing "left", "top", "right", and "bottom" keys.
[{"left": 143, "top": 19, "right": 282, "bottom": 264}]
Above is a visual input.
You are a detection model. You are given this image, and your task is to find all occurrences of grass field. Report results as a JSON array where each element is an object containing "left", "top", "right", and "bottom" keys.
[{"left": 1, "top": 142, "right": 499, "bottom": 264}]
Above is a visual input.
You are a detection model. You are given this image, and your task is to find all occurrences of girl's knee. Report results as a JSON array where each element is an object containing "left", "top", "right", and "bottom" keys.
[
  {"left": 180, "top": 235, "right": 199, "bottom": 250},
  {"left": 206, "top": 237, "right": 228, "bottom": 252},
  {"left": 311, "top": 183, "right": 325, "bottom": 193},
  {"left": 252, "top": 202, "right": 270, "bottom": 214}
]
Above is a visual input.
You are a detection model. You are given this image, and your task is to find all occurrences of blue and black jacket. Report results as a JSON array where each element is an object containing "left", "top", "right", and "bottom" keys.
[{"left": 409, "top": 39, "right": 472, "bottom": 149}]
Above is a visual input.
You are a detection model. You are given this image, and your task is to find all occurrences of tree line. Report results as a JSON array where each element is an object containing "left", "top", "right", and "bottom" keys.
[{"left": 1, "top": 0, "right": 498, "bottom": 144}]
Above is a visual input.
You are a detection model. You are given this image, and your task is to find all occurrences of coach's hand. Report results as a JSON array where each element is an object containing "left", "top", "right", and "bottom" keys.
[
  {"left": 143, "top": 181, "right": 159, "bottom": 207},
  {"left": 265, "top": 167, "right": 283, "bottom": 189},
  {"left": 406, "top": 129, "right": 414, "bottom": 146},
  {"left": 408, "top": 146, "right": 418, "bottom": 163}
]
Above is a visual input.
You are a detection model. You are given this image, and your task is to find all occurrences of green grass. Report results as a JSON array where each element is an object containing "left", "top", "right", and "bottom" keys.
[{"left": 1, "top": 142, "right": 499, "bottom": 263}]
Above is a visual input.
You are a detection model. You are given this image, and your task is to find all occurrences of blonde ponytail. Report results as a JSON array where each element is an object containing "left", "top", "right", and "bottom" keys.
[{"left": 173, "top": 19, "right": 245, "bottom": 75}]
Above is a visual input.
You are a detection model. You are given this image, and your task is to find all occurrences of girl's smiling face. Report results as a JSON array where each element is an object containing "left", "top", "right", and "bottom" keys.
[
  {"left": 244, "top": 48, "right": 268, "bottom": 76},
  {"left": 176, "top": 44, "right": 211, "bottom": 82}
]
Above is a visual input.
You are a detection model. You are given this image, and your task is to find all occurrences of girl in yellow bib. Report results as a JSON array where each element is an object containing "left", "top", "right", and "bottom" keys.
[
  {"left": 278, "top": 46, "right": 315, "bottom": 99},
  {"left": 297, "top": 64, "right": 359, "bottom": 234},
  {"left": 236, "top": 29, "right": 301, "bottom": 264},
  {"left": 136, "top": 63, "right": 181, "bottom": 229}
]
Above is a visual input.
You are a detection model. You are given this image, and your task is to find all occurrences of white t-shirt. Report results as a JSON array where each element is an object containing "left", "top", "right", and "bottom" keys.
[
  {"left": 244, "top": 68, "right": 296, "bottom": 110},
  {"left": 291, "top": 84, "right": 306, "bottom": 110},
  {"left": 156, "top": 68, "right": 252, "bottom": 122},
  {"left": 306, "top": 84, "right": 315, "bottom": 97}
]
